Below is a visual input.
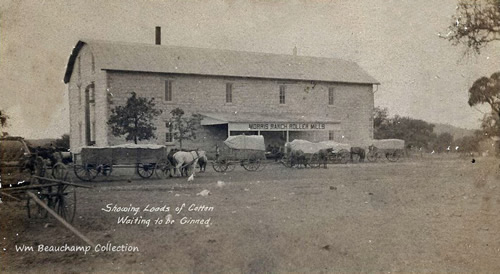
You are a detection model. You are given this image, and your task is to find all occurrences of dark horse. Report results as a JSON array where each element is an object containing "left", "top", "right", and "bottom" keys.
[
  {"left": 198, "top": 154, "right": 208, "bottom": 172},
  {"left": 350, "top": 147, "right": 366, "bottom": 162},
  {"left": 317, "top": 148, "right": 330, "bottom": 168}
]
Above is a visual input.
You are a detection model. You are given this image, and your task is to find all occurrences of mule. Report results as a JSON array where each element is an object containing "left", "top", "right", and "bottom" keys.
[{"left": 172, "top": 150, "right": 206, "bottom": 177}]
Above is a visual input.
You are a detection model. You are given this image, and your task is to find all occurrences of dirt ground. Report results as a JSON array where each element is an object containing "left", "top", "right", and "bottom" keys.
[{"left": 1, "top": 155, "right": 500, "bottom": 273}]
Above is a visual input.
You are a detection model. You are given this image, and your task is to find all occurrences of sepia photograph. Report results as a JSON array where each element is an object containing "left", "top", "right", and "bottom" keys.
[{"left": 1, "top": 0, "right": 500, "bottom": 272}]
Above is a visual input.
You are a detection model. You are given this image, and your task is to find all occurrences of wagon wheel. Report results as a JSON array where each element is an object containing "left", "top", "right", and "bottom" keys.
[
  {"left": 366, "top": 151, "right": 378, "bottom": 162},
  {"left": 54, "top": 185, "right": 76, "bottom": 223},
  {"left": 137, "top": 163, "right": 155, "bottom": 178},
  {"left": 351, "top": 154, "right": 360, "bottom": 163},
  {"left": 339, "top": 149, "right": 350, "bottom": 164},
  {"left": 155, "top": 158, "right": 172, "bottom": 178},
  {"left": 212, "top": 159, "right": 228, "bottom": 173},
  {"left": 257, "top": 160, "right": 267, "bottom": 171},
  {"left": 376, "top": 152, "right": 385, "bottom": 162},
  {"left": 26, "top": 190, "right": 49, "bottom": 219},
  {"left": 386, "top": 150, "right": 401, "bottom": 162},
  {"left": 73, "top": 163, "right": 98, "bottom": 182},
  {"left": 370, "top": 152, "right": 384, "bottom": 162},
  {"left": 280, "top": 156, "right": 293, "bottom": 168},
  {"left": 309, "top": 153, "right": 320, "bottom": 168},
  {"left": 242, "top": 155, "right": 261, "bottom": 171},
  {"left": 226, "top": 162, "right": 236, "bottom": 172},
  {"left": 51, "top": 163, "right": 69, "bottom": 181},
  {"left": 100, "top": 164, "right": 113, "bottom": 177},
  {"left": 86, "top": 157, "right": 112, "bottom": 177}
]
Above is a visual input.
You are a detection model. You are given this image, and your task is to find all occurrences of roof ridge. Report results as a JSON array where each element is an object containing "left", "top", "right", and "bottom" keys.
[{"left": 81, "top": 39, "right": 357, "bottom": 64}]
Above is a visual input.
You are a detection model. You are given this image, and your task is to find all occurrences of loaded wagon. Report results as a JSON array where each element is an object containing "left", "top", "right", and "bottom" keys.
[
  {"left": 367, "top": 139, "right": 405, "bottom": 162},
  {"left": 72, "top": 144, "right": 171, "bottom": 181},
  {"left": 281, "top": 139, "right": 351, "bottom": 168},
  {"left": 212, "top": 135, "right": 266, "bottom": 172},
  {"left": 319, "top": 141, "right": 352, "bottom": 164}
]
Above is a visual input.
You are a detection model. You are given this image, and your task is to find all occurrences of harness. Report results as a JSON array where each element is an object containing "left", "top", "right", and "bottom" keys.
[
  {"left": 178, "top": 151, "right": 201, "bottom": 169},
  {"left": 191, "top": 150, "right": 200, "bottom": 161}
]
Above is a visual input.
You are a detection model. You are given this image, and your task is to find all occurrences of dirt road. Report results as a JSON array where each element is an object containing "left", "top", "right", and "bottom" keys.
[{"left": 1, "top": 156, "right": 499, "bottom": 272}]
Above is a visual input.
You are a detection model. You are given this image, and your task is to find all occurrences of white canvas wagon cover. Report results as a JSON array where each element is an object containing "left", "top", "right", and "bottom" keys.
[
  {"left": 224, "top": 135, "right": 266, "bottom": 151},
  {"left": 319, "top": 141, "right": 352, "bottom": 151},
  {"left": 286, "top": 139, "right": 351, "bottom": 154},
  {"left": 371, "top": 139, "right": 405, "bottom": 150}
]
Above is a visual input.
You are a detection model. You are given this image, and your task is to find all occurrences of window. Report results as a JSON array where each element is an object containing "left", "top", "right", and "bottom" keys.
[
  {"left": 164, "top": 80, "right": 172, "bottom": 101},
  {"left": 89, "top": 85, "right": 95, "bottom": 103},
  {"left": 328, "top": 130, "right": 335, "bottom": 141},
  {"left": 78, "top": 85, "right": 82, "bottom": 105},
  {"left": 226, "top": 83, "right": 233, "bottom": 103},
  {"left": 165, "top": 122, "right": 174, "bottom": 142},
  {"left": 328, "top": 87, "right": 334, "bottom": 105},
  {"left": 279, "top": 85, "right": 286, "bottom": 104},
  {"left": 91, "top": 122, "right": 96, "bottom": 144},
  {"left": 77, "top": 56, "right": 81, "bottom": 80},
  {"left": 165, "top": 132, "right": 174, "bottom": 143}
]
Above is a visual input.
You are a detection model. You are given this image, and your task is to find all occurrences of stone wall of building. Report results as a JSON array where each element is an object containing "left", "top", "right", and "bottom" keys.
[
  {"left": 103, "top": 71, "right": 374, "bottom": 150},
  {"left": 68, "top": 45, "right": 109, "bottom": 152}
]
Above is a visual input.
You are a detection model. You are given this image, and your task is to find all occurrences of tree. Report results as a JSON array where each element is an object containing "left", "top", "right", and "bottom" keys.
[
  {"left": 468, "top": 72, "right": 500, "bottom": 115},
  {"left": 107, "top": 92, "right": 162, "bottom": 144},
  {"left": 55, "top": 134, "right": 70, "bottom": 150},
  {"left": 431, "top": 133, "right": 454, "bottom": 153},
  {"left": 373, "top": 107, "right": 389, "bottom": 132},
  {"left": 445, "top": 2, "right": 500, "bottom": 137},
  {"left": 385, "top": 116, "right": 437, "bottom": 149},
  {"left": 373, "top": 108, "right": 437, "bottom": 149},
  {"left": 455, "top": 134, "right": 482, "bottom": 153},
  {"left": 168, "top": 108, "right": 202, "bottom": 149},
  {"left": 468, "top": 72, "right": 500, "bottom": 136},
  {"left": 480, "top": 112, "right": 500, "bottom": 137},
  {"left": 0, "top": 109, "right": 9, "bottom": 137},
  {"left": 444, "top": 0, "right": 500, "bottom": 55}
]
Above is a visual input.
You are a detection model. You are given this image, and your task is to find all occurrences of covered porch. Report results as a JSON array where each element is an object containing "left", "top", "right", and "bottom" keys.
[{"left": 200, "top": 112, "right": 342, "bottom": 148}]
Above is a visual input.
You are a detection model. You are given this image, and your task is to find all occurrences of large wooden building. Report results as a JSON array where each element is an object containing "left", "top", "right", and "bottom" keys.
[{"left": 64, "top": 34, "right": 379, "bottom": 152}]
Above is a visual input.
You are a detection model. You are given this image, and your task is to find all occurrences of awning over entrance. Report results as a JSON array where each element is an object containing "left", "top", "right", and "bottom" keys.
[
  {"left": 201, "top": 112, "right": 342, "bottom": 143},
  {"left": 201, "top": 112, "right": 340, "bottom": 142},
  {"left": 200, "top": 111, "right": 340, "bottom": 133}
]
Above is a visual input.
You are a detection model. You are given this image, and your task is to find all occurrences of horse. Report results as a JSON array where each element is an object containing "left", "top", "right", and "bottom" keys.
[
  {"left": 167, "top": 148, "right": 194, "bottom": 177},
  {"left": 172, "top": 150, "right": 206, "bottom": 177},
  {"left": 350, "top": 147, "right": 366, "bottom": 162},
  {"left": 167, "top": 148, "right": 181, "bottom": 177}
]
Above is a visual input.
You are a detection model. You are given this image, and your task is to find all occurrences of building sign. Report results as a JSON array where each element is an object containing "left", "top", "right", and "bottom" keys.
[
  {"left": 227, "top": 121, "right": 339, "bottom": 132},
  {"left": 248, "top": 123, "right": 326, "bottom": 130}
]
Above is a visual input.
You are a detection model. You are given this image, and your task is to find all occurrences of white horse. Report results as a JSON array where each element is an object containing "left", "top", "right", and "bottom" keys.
[{"left": 172, "top": 150, "right": 206, "bottom": 178}]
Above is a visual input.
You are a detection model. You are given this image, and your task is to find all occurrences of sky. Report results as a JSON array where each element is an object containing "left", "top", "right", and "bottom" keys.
[{"left": 0, "top": 0, "right": 499, "bottom": 139}]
